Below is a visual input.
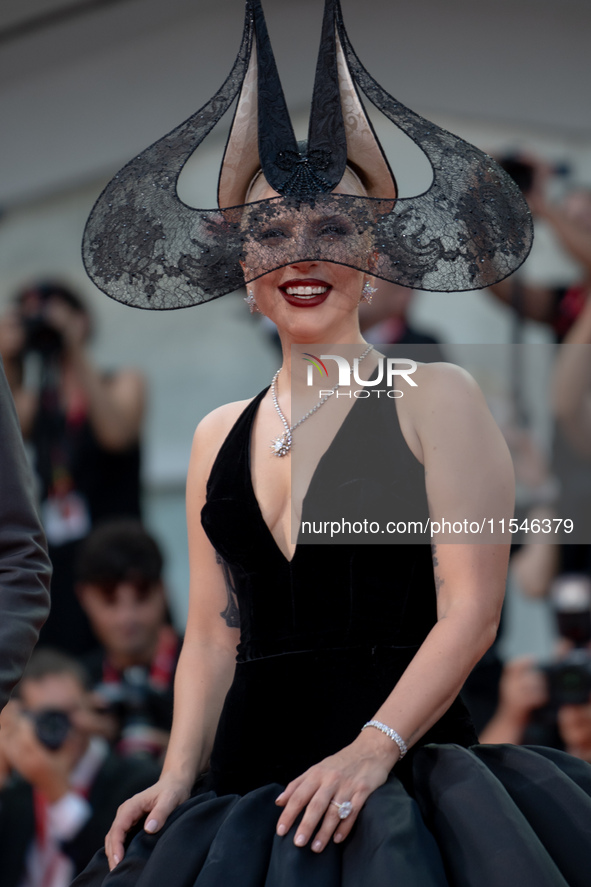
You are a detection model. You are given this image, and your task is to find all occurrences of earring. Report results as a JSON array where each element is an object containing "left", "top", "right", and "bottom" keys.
[
  {"left": 360, "top": 280, "right": 377, "bottom": 304},
  {"left": 244, "top": 289, "right": 259, "bottom": 314}
]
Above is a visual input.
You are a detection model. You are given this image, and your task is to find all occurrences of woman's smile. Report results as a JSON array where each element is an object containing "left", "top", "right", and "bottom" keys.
[{"left": 279, "top": 278, "right": 333, "bottom": 308}]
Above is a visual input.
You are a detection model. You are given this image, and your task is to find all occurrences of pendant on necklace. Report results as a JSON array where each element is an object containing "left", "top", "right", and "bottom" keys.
[{"left": 271, "top": 431, "right": 292, "bottom": 457}]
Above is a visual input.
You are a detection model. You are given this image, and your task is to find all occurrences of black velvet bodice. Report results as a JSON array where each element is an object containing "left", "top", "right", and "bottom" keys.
[
  {"left": 201, "top": 388, "right": 476, "bottom": 794},
  {"left": 202, "top": 388, "right": 436, "bottom": 661}
]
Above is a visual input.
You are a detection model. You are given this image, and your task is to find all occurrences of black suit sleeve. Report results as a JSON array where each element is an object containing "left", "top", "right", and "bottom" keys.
[
  {"left": 0, "top": 779, "right": 36, "bottom": 887},
  {"left": 0, "top": 357, "right": 51, "bottom": 713}
]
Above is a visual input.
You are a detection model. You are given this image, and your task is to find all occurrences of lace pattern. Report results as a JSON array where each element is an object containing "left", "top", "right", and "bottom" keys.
[{"left": 82, "top": 0, "right": 532, "bottom": 310}]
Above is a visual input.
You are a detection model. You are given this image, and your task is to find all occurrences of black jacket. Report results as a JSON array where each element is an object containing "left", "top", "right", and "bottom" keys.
[{"left": 0, "top": 357, "right": 51, "bottom": 713}]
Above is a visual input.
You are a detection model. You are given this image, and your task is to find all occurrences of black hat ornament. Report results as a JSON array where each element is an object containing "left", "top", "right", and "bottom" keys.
[{"left": 82, "top": 0, "right": 533, "bottom": 310}]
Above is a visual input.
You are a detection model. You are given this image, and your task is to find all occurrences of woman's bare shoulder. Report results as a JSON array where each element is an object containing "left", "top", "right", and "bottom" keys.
[
  {"left": 403, "top": 360, "right": 484, "bottom": 418},
  {"left": 196, "top": 397, "right": 255, "bottom": 441},
  {"left": 397, "top": 362, "right": 486, "bottom": 463},
  {"left": 412, "top": 360, "right": 479, "bottom": 394},
  {"left": 189, "top": 397, "right": 258, "bottom": 477}
]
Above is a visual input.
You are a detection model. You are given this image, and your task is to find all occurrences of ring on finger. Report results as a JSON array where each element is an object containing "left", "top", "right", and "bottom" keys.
[{"left": 330, "top": 799, "right": 353, "bottom": 820}]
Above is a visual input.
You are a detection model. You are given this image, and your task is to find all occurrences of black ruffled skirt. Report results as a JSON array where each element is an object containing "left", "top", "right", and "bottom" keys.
[{"left": 73, "top": 743, "right": 591, "bottom": 887}]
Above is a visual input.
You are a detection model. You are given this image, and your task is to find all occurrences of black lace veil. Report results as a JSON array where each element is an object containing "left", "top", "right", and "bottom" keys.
[{"left": 82, "top": 0, "right": 533, "bottom": 310}]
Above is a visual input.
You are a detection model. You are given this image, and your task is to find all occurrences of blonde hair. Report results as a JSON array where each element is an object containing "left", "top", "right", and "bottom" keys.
[{"left": 245, "top": 165, "right": 368, "bottom": 202}]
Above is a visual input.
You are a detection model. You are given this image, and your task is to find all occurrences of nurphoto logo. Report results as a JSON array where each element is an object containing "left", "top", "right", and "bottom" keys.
[{"left": 304, "top": 353, "right": 418, "bottom": 399}]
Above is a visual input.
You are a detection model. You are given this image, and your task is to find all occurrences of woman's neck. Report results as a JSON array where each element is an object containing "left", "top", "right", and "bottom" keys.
[
  {"left": 272, "top": 338, "right": 370, "bottom": 420},
  {"left": 276, "top": 322, "right": 366, "bottom": 386}
]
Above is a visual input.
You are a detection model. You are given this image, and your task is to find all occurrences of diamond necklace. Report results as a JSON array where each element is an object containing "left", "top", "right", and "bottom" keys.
[{"left": 269, "top": 344, "right": 374, "bottom": 457}]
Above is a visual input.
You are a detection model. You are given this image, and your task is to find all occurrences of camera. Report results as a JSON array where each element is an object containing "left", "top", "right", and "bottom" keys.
[
  {"left": 23, "top": 314, "right": 64, "bottom": 358},
  {"left": 523, "top": 575, "right": 591, "bottom": 746},
  {"left": 15, "top": 282, "right": 88, "bottom": 359},
  {"left": 95, "top": 667, "right": 167, "bottom": 757},
  {"left": 542, "top": 650, "right": 591, "bottom": 707},
  {"left": 29, "top": 709, "right": 72, "bottom": 751},
  {"left": 18, "top": 284, "right": 66, "bottom": 358},
  {"left": 541, "top": 574, "right": 591, "bottom": 707},
  {"left": 497, "top": 155, "right": 571, "bottom": 196},
  {"left": 498, "top": 157, "right": 535, "bottom": 195}
]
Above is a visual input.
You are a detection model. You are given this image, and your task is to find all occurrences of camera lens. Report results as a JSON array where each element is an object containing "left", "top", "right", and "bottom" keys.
[
  {"left": 550, "top": 574, "right": 591, "bottom": 646},
  {"left": 32, "top": 709, "right": 72, "bottom": 751}
]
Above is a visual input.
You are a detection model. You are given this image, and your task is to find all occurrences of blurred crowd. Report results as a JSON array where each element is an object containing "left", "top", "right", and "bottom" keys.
[
  {"left": 487, "top": 157, "right": 591, "bottom": 764},
  {"left": 0, "top": 282, "right": 181, "bottom": 884},
  {"left": 0, "top": 518, "right": 180, "bottom": 886},
  {"left": 0, "top": 154, "right": 591, "bottom": 884}
]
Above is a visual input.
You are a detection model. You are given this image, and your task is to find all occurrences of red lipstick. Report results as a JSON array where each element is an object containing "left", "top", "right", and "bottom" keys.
[{"left": 279, "top": 278, "right": 332, "bottom": 308}]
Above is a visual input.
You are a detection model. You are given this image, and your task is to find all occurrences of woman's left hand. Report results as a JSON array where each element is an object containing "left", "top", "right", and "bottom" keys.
[{"left": 274, "top": 728, "right": 399, "bottom": 852}]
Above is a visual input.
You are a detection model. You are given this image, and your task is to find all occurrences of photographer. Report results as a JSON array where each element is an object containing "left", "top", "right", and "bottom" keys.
[
  {"left": 480, "top": 574, "right": 591, "bottom": 761},
  {"left": 488, "top": 161, "right": 591, "bottom": 590},
  {"left": 0, "top": 650, "right": 158, "bottom": 887},
  {"left": 488, "top": 158, "right": 591, "bottom": 338},
  {"left": 76, "top": 520, "right": 180, "bottom": 760},
  {"left": 0, "top": 282, "right": 146, "bottom": 655}
]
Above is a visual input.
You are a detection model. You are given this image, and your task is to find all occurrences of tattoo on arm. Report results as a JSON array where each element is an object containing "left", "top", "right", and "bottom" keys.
[
  {"left": 431, "top": 543, "right": 445, "bottom": 597},
  {"left": 216, "top": 552, "right": 240, "bottom": 628}
]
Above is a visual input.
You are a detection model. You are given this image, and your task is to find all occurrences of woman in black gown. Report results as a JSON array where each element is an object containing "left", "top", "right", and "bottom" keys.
[{"left": 74, "top": 2, "right": 591, "bottom": 884}]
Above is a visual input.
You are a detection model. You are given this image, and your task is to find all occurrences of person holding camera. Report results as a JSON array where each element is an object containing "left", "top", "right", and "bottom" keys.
[
  {"left": 0, "top": 649, "right": 159, "bottom": 887},
  {"left": 480, "top": 574, "right": 591, "bottom": 761},
  {"left": 552, "top": 278, "right": 591, "bottom": 461},
  {"left": 479, "top": 656, "right": 591, "bottom": 762},
  {"left": 488, "top": 159, "right": 591, "bottom": 338},
  {"left": 0, "top": 282, "right": 146, "bottom": 655},
  {"left": 75, "top": 520, "right": 180, "bottom": 760}
]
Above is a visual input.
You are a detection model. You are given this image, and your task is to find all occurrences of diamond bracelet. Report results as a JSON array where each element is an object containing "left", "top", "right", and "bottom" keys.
[{"left": 362, "top": 720, "right": 408, "bottom": 759}]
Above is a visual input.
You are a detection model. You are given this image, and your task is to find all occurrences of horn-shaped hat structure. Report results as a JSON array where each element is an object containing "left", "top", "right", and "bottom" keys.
[
  {"left": 218, "top": 0, "right": 397, "bottom": 206},
  {"left": 82, "top": 0, "right": 532, "bottom": 310}
]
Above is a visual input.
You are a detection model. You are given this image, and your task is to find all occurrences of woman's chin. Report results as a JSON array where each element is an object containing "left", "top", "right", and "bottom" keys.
[
  {"left": 282, "top": 318, "right": 344, "bottom": 344},
  {"left": 274, "top": 303, "right": 359, "bottom": 344}
]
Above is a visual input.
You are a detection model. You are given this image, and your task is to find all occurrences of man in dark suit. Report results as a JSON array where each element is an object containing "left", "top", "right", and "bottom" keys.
[
  {"left": 0, "top": 357, "right": 51, "bottom": 714},
  {"left": 0, "top": 649, "right": 159, "bottom": 886}
]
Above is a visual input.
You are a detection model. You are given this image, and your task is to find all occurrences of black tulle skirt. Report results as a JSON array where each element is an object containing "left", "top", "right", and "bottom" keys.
[{"left": 73, "top": 743, "right": 591, "bottom": 887}]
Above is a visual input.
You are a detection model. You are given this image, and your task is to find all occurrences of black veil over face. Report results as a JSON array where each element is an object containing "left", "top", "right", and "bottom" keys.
[{"left": 82, "top": 0, "right": 533, "bottom": 310}]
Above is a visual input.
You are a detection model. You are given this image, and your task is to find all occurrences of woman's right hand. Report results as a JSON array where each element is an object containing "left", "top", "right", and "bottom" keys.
[{"left": 105, "top": 774, "right": 192, "bottom": 871}]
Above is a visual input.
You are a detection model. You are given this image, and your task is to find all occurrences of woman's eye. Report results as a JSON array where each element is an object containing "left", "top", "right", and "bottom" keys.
[
  {"left": 318, "top": 222, "right": 352, "bottom": 237},
  {"left": 260, "top": 228, "right": 289, "bottom": 241}
]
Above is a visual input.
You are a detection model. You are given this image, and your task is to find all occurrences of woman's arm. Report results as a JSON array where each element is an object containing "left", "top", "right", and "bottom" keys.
[
  {"left": 275, "top": 363, "right": 514, "bottom": 852},
  {"left": 536, "top": 205, "right": 591, "bottom": 279},
  {"left": 551, "top": 290, "right": 591, "bottom": 458},
  {"left": 72, "top": 358, "right": 146, "bottom": 451},
  {"left": 105, "top": 402, "right": 247, "bottom": 870},
  {"left": 479, "top": 656, "right": 548, "bottom": 744},
  {"left": 158, "top": 409, "right": 242, "bottom": 788},
  {"left": 526, "top": 162, "right": 591, "bottom": 279},
  {"left": 45, "top": 298, "right": 145, "bottom": 451},
  {"left": 378, "top": 364, "right": 512, "bottom": 742}
]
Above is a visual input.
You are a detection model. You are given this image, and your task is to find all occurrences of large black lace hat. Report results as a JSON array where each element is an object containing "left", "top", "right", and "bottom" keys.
[{"left": 82, "top": 0, "right": 533, "bottom": 310}]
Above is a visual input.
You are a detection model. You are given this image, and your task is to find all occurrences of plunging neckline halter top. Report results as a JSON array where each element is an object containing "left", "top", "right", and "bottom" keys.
[
  {"left": 246, "top": 384, "right": 384, "bottom": 566},
  {"left": 200, "top": 386, "right": 477, "bottom": 795}
]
